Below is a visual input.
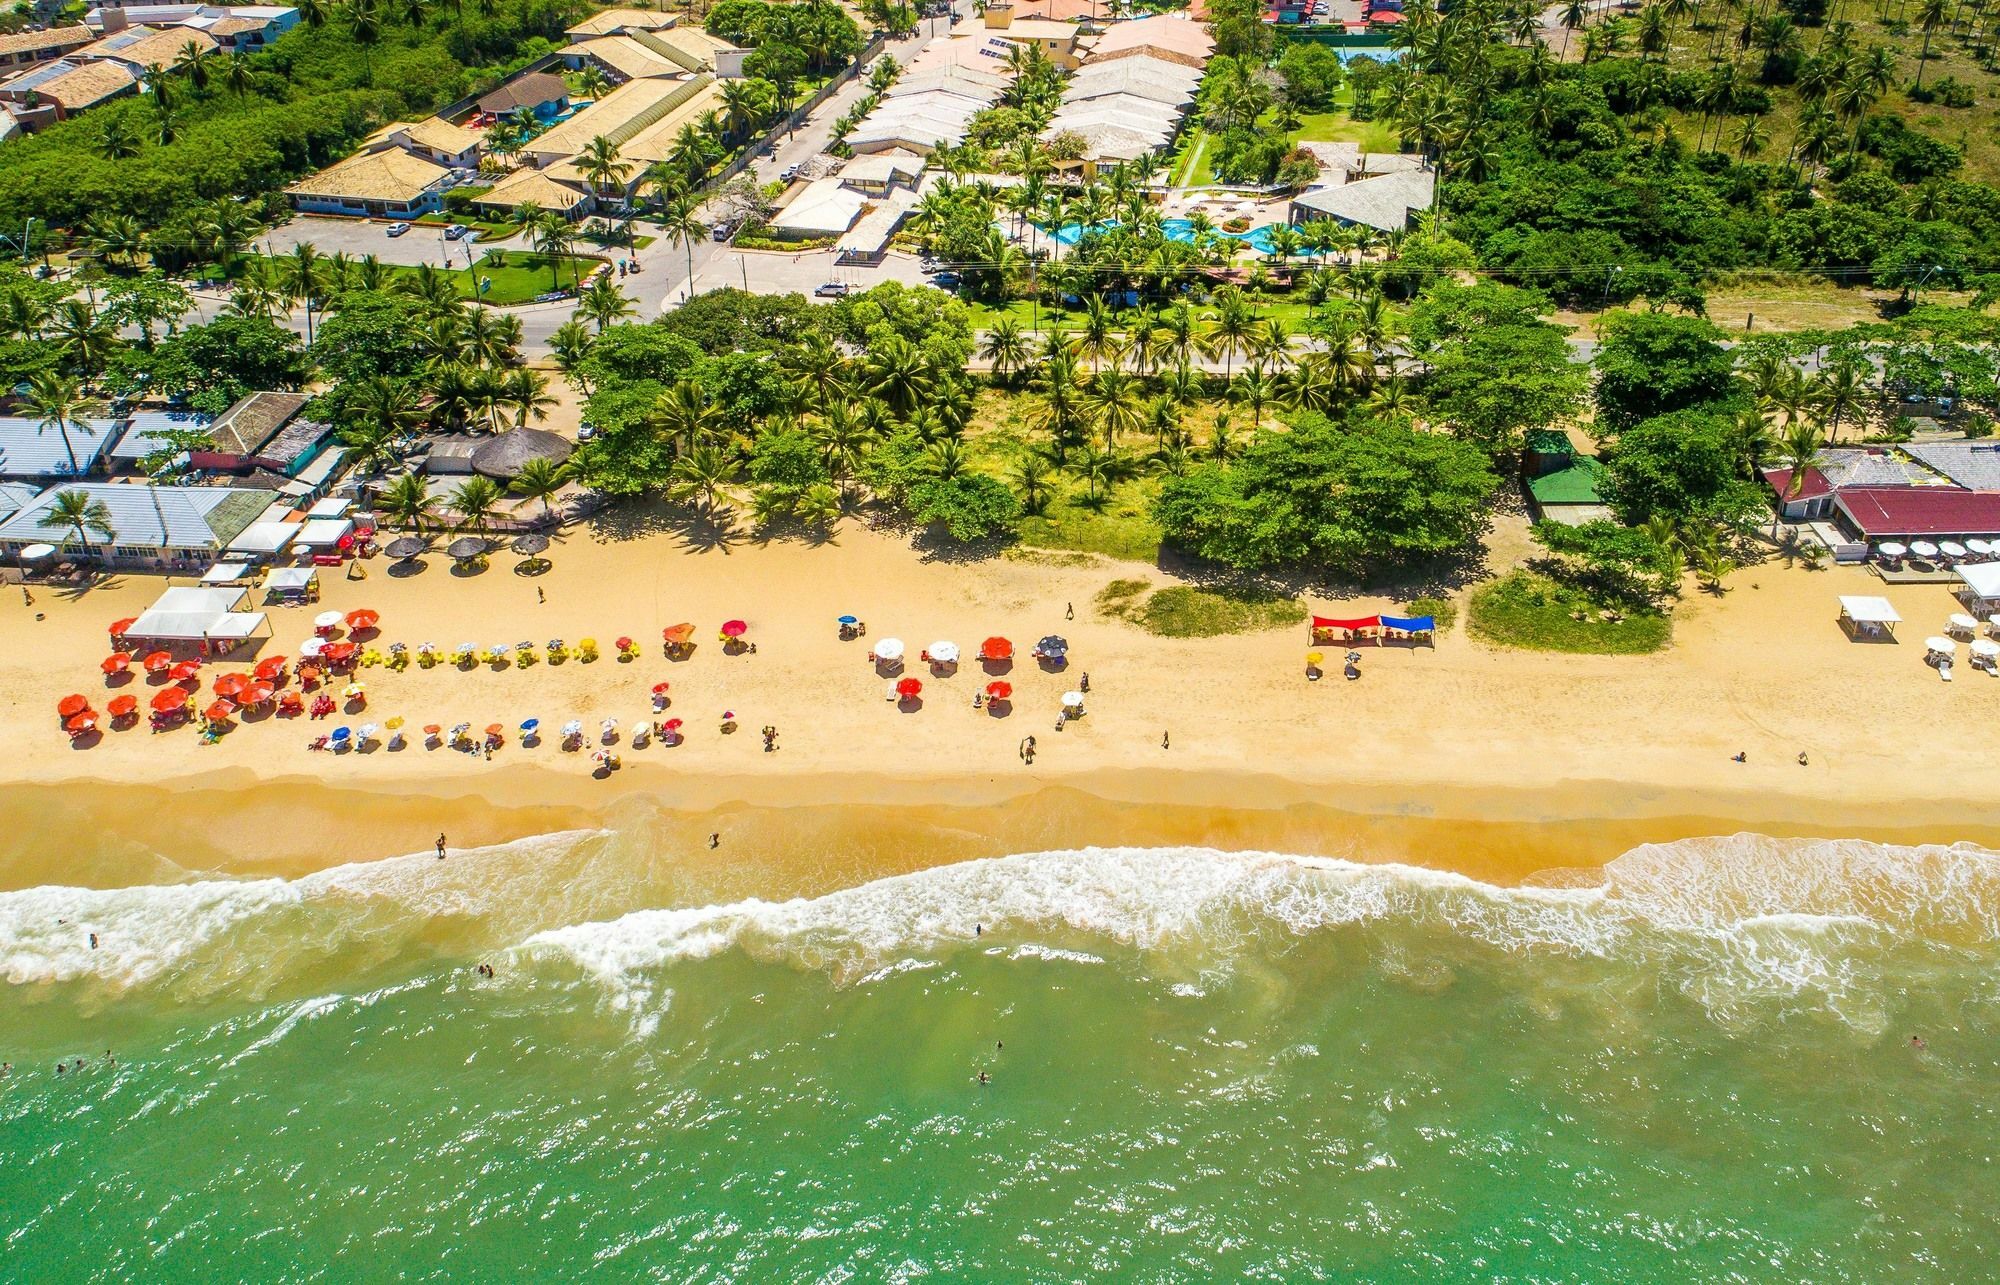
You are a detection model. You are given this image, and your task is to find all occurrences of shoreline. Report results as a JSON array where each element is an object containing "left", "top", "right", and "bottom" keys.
[{"left": 9, "top": 761, "right": 1997, "bottom": 897}]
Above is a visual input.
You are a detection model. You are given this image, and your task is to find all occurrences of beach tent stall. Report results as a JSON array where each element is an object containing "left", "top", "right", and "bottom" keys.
[
  {"left": 265, "top": 568, "right": 320, "bottom": 604},
  {"left": 1838, "top": 595, "right": 1901, "bottom": 640},
  {"left": 226, "top": 520, "right": 298, "bottom": 561},
  {"left": 201, "top": 561, "right": 258, "bottom": 586},
  {"left": 1378, "top": 614, "right": 1436, "bottom": 645},
  {"left": 122, "top": 586, "right": 270, "bottom": 652},
  {"left": 1311, "top": 614, "right": 1381, "bottom": 642},
  {"left": 295, "top": 517, "right": 355, "bottom": 555},
  {"left": 1955, "top": 562, "right": 2000, "bottom": 614}
]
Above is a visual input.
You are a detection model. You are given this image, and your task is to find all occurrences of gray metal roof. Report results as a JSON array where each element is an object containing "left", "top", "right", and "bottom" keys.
[
  {"left": 107, "top": 409, "right": 211, "bottom": 461},
  {"left": 0, "top": 481, "right": 41, "bottom": 523},
  {"left": 1902, "top": 441, "right": 2000, "bottom": 492},
  {"left": 1290, "top": 167, "right": 1436, "bottom": 233},
  {"left": 0, "top": 482, "right": 279, "bottom": 550},
  {"left": 0, "top": 414, "right": 118, "bottom": 479}
]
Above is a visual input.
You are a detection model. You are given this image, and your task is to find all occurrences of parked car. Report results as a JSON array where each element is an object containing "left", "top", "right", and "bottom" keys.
[
  {"left": 814, "top": 281, "right": 851, "bottom": 297},
  {"left": 385, "top": 221, "right": 412, "bottom": 237},
  {"left": 929, "top": 271, "right": 962, "bottom": 289},
  {"left": 443, "top": 223, "right": 471, "bottom": 240},
  {"left": 780, "top": 164, "right": 801, "bottom": 181},
  {"left": 711, "top": 218, "right": 740, "bottom": 241}
]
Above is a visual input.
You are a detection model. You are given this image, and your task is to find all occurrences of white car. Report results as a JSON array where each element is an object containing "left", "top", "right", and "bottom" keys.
[{"left": 385, "top": 222, "right": 412, "bottom": 237}]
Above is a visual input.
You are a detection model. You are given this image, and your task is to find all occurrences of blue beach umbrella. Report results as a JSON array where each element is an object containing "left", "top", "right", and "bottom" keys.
[
  {"left": 330, "top": 726, "right": 352, "bottom": 745},
  {"left": 521, "top": 718, "right": 540, "bottom": 733},
  {"left": 837, "top": 615, "right": 858, "bottom": 626}
]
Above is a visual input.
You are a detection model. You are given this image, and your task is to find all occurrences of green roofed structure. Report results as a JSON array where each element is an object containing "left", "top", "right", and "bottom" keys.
[{"left": 1527, "top": 455, "right": 1611, "bottom": 526}]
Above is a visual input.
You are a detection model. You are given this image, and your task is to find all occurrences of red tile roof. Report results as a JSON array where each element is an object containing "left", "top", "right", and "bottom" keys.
[
  {"left": 1762, "top": 466, "right": 1833, "bottom": 502},
  {"left": 1834, "top": 487, "right": 2000, "bottom": 538}
]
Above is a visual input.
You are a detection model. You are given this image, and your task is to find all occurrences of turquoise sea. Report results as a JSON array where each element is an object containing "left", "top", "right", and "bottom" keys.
[{"left": 3, "top": 830, "right": 1997, "bottom": 1279}]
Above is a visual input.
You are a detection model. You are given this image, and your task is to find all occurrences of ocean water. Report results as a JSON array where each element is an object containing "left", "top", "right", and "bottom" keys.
[{"left": 3, "top": 833, "right": 1998, "bottom": 1279}]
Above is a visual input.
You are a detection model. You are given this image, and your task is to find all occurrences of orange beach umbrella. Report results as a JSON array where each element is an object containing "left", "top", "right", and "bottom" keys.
[
  {"left": 170, "top": 660, "right": 202, "bottom": 683},
  {"left": 142, "top": 650, "right": 173, "bottom": 674},
  {"left": 151, "top": 688, "right": 190, "bottom": 714},
  {"left": 245, "top": 681, "right": 276, "bottom": 705},
  {"left": 213, "top": 673, "right": 249, "bottom": 699},
  {"left": 254, "top": 655, "right": 288, "bottom": 681},
  {"left": 985, "top": 681, "right": 1011, "bottom": 700},
  {"left": 101, "top": 653, "right": 131, "bottom": 675},
  {"left": 107, "top": 694, "right": 139, "bottom": 719},
  {"left": 65, "top": 712, "right": 97, "bottom": 733},
  {"left": 980, "top": 637, "right": 1013, "bottom": 660},
  {"left": 204, "top": 700, "right": 236, "bottom": 723},
  {"left": 345, "top": 609, "right": 380, "bottom": 631},
  {"left": 57, "top": 693, "right": 90, "bottom": 718},
  {"left": 109, "top": 617, "right": 137, "bottom": 638},
  {"left": 662, "top": 623, "right": 695, "bottom": 645}
]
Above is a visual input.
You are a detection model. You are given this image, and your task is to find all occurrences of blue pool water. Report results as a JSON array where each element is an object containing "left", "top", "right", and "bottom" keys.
[{"left": 1162, "top": 219, "right": 1284, "bottom": 254}]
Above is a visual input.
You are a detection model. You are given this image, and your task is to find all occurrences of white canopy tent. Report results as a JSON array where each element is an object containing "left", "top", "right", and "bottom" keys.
[
  {"left": 306, "top": 497, "right": 353, "bottom": 519},
  {"left": 1839, "top": 595, "right": 1900, "bottom": 639},
  {"left": 265, "top": 568, "right": 319, "bottom": 598},
  {"left": 124, "top": 586, "right": 269, "bottom": 643},
  {"left": 201, "top": 561, "right": 255, "bottom": 585},
  {"left": 295, "top": 517, "right": 353, "bottom": 550},
  {"left": 1956, "top": 562, "right": 2000, "bottom": 608},
  {"left": 227, "top": 521, "right": 297, "bottom": 557}
]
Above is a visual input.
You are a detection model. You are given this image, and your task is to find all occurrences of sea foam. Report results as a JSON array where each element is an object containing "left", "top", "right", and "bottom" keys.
[{"left": 522, "top": 837, "right": 2000, "bottom": 1028}]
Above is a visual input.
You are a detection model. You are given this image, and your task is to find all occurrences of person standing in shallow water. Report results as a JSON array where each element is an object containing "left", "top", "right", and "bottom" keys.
[{"left": 436, "top": 834, "right": 446, "bottom": 860}]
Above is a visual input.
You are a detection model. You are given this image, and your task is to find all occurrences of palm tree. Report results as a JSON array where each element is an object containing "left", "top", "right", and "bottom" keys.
[
  {"left": 1071, "top": 444, "right": 1134, "bottom": 504},
  {"left": 576, "top": 274, "right": 633, "bottom": 332},
  {"left": 448, "top": 475, "right": 503, "bottom": 534},
  {"left": 783, "top": 337, "right": 849, "bottom": 410},
  {"left": 550, "top": 319, "right": 596, "bottom": 394},
  {"left": 1916, "top": 0, "right": 1950, "bottom": 88},
  {"left": 1070, "top": 294, "right": 1120, "bottom": 373},
  {"left": 347, "top": 0, "right": 382, "bottom": 79},
  {"left": 222, "top": 52, "right": 254, "bottom": 98},
  {"left": 24, "top": 372, "right": 89, "bottom": 477},
  {"left": 1080, "top": 368, "right": 1145, "bottom": 447},
  {"left": 649, "top": 379, "right": 726, "bottom": 450},
  {"left": 376, "top": 471, "right": 440, "bottom": 533},
  {"left": 1011, "top": 455, "right": 1053, "bottom": 514},
  {"left": 96, "top": 115, "right": 140, "bottom": 161},
  {"left": 175, "top": 40, "right": 213, "bottom": 90},
  {"left": 1817, "top": 362, "right": 1868, "bottom": 441},
  {"left": 509, "top": 456, "right": 571, "bottom": 517},
  {"left": 37, "top": 489, "right": 115, "bottom": 558},
  {"left": 659, "top": 197, "right": 705, "bottom": 299},
  {"left": 531, "top": 214, "right": 577, "bottom": 289},
  {"left": 577, "top": 135, "right": 633, "bottom": 208},
  {"left": 1777, "top": 421, "right": 1826, "bottom": 499},
  {"left": 863, "top": 337, "right": 936, "bottom": 418},
  {"left": 1231, "top": 365, "right": 1274, "bottom": 426},
  {"left": 1204, "top": 290, "right": 1258, "bottom": 379},
  {"left": 980, "top": 317, "right": 1030, "bottom": 384},
  {"left": 670, "top": 443, "right": 735, "bottom": 511}
]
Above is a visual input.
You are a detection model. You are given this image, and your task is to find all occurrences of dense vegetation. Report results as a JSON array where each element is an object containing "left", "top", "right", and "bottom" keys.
[{"left": 0, "top": 0, "right": 589, "bottom": 242}]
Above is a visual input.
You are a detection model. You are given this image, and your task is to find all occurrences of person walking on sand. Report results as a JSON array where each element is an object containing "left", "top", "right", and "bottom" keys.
[
  {"left": 1162, "top": 730, "right": 1170, "bottom": 750},
  {"left": 1798, "top": 752, "right": 1810, "bottom": 767},
  {"left": 1065, "top": 602, "right": 1073, "bottom": 620},
  {"left": 21, "top": 587, "right": 31, "bottom": 607},
  {"left": 537, "top": 586, "right": 545, "bottom": 604},
  {"left": 436, "top": 833, "right": 447, "bottom": 860},
  {"left": 709, "top": 832, "right": 720, "bottom": 849}
]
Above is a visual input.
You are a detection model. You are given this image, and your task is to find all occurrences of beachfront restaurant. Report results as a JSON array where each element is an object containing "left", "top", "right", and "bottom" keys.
[{"left": 0, "top": 481, "right": 279, "bottom": 570}]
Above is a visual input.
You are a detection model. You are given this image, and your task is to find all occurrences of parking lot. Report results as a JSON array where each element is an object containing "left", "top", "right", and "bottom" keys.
[
  {"left": 683, "top": 246, "right": 933, "bottom": 304},
  {"left": 263, "top": 215, "right": 507, "bottom": 269}
]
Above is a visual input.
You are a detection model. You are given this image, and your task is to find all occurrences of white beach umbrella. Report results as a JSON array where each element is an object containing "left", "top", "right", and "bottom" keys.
[
  {"left": 1925, "top": 636, "right": 1957, "bottom": 655},
  {"left": 1942, "top": 541, "right": 1969, "bottom": 559},
  {"left": 314, "top": 610, "right": 343, "bottom": 629},
  {"left": 1912, "top": 541, "right": 1940, "bottom": 557},
  {"left": 1878, "top": 542, "right": 1908, "bottom": 558},
  {"left": 298, "top": 637, "right": 327, "bottom": 658},
  {"left": 561, "top": 719, "right": 584, "bottom": 738},
  {"left": 1969, "top": 539, "right": 1994, "bottom": 555},
  {"left": 1972, "top": 639, "right": 2000, "bottom": 659},
  {"left": 1061, "top": 690, "right": 1085, "bottom": 708},
  {"left": 928, "top": 641, "right": 959, "bottom": 664},
  {"left": 1950, "top": 613, "right": 1981, "bottom": 632},
  {"left": 873, "top": 638, "right": 905, "bottom": 662}
]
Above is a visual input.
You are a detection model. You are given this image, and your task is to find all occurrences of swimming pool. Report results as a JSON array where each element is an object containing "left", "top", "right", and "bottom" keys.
[{"left": 1161, "top": 218, "right": 1284, "bottom": 255}]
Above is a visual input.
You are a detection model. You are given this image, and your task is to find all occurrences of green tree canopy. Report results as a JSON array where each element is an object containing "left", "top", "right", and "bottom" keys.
[{"left": 1592, "top": 312, "right": 1738, "bottom": 434}]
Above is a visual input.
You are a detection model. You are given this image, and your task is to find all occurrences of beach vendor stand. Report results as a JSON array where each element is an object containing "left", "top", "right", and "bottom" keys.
[
  {"left": 1311, "top": 614, "right": 1381, "bottom": 644},
  {"left": 1378, "top": 614, "right": 1436, "bottom": 646},
  {"left": 1838, "top": 595, "right": 1901, "bottom": 641},
  {"left": 265, "top": 567, "right": 320, "bottom": 605}
]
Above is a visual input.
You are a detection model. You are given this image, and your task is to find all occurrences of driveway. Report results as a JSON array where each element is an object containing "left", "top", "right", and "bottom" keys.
[{"left": 261, "top": 215, "right": 510, "bottom": 269}]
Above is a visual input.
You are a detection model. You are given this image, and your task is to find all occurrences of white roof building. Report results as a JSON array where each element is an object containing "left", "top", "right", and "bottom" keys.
[
  {"left": 0, "top": 482, "right": 279, "bottom": 566},
  {"left": 770, "top": 178, "right": 868, "bottom": 237},
  {"left": 1288, "top": 167, "right": 1436, "bottom": 233}
]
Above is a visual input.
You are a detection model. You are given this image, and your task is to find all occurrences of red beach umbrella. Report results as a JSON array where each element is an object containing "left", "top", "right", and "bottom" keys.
[
  {"left": 896, "top": 677, "right": 923, "bottom": 699},
  {"left": 101, "top": 653, "right": 131, "bottom": 675},
  {"left": 615, "top": 636, "right": 634, "bottom": 650},
  {"left": 107, "top": 694, "right": 139, "bottom": 718},
  {"left": 651, "top": 682, "right": 671, "bottom": 695},
  {"left": 985, "top": 681, "right": 1011, "bottom": 700},
  {"left": 720, "top": 620, "right": 747, "bottom": 638},
  {"left": 170, "top": 660, "right": 202, "bottom": 683},
  {"left": 65, "top": 711, "right": 97, "bottom": 733},
  {"left": 109, "top": 617, "right": 137, "bottom": 639},
  {"left": 204, "top": 700, "right": 236, "bottom": 723},
  {"left": 345, "top": 609, "right": 380, "bottom": 631},
  {"left": 142, "top": 650, "right": 173, "bottom": 674},
  {"left": 245, "top": 681, "right": 276, "bottom": 705},
  {"left": 151, "top": 688, "right": 190, "bottom": 714},
  {"left": 661, "top": 718, "right": 683, "bottom": 732},
  {"left": 323, "top": 641, "right": 357, "bottom": 662},
  {"left": 980, "top": 636, "right": 1013, "bottom": 660},
  {"left": 213, "top": 673, "right": 249, "bottom": 699},
  {"left": 57, "top": 693, "right": 90, "bottom": 718}
]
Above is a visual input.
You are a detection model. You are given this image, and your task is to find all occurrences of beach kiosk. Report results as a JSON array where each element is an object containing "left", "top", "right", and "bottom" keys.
[
  {"left": 1838, "top": 595, "right": 1901, "bottom": 641},
  {"left": 226, "top": 520, "right": 298, "bottom": 562}
]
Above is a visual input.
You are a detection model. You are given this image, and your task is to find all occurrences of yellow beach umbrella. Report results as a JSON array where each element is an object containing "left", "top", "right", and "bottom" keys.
[
  {"left": 385, "top": 716, "right": 405, "bottom": 730},
  {"left": 1306, "top": 652, "right": 1324, "bottom": 665}
]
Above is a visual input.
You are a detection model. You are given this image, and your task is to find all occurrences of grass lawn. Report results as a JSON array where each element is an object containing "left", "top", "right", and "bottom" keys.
[
  {"left": 964, "top": 292, "right": 1325, "bottom": 334},
  {"left": 1290, "top": 112, "right": 1403, "bottom": 154},
  {"left": 1096, "top": 577, "right": 1307, "bottom": 637},
  {"left": 462, "top": 251, "right": 605, "bottom": 304},
  {"left": 1466, "top": 571, "right": 1671, "bottom": 655},
  {"left": 1170, "top": 129, "right": 1215, "bottom": 187}
]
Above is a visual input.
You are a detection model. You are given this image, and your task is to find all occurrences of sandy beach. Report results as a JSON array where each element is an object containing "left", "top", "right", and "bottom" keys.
[{"left": 8, "top": 511, "right": 2000, "bottom": 886}]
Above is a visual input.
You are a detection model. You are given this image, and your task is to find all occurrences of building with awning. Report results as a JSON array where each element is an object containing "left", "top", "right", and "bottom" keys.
[{"left": 0, "top": 482, "right": 278, "bottom": 570}]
